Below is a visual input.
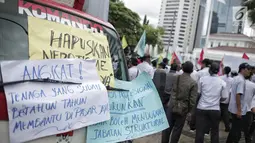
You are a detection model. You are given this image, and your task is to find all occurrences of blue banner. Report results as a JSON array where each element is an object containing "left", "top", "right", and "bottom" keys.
[{"left": 87, "top": 72, "right": 169, "bottom": 143}]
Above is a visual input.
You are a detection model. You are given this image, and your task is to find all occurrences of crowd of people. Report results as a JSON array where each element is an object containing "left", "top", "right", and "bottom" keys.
[{"left": 127, "top": 55, "right": 255, "bottom": 143}]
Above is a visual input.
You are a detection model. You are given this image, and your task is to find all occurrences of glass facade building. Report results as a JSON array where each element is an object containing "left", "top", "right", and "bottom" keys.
[
  {"left": 210, "top": 0, "right": 242, "bottom": 34},
  {"left": 194, "top": 0, "right": 243, "bottom": 49}
]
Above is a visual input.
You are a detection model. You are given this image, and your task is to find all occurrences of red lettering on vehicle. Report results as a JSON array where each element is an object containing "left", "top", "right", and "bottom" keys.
[
  {"left": 18, "top": 0, "right": 104, "bottom": 34},
  {"left": 46, "top": 8, "right": 59, "bottom": 17}
]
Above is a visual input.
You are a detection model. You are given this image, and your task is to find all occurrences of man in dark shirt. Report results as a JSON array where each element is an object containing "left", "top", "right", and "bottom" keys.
[{"left": 161, "top": 61, "right": 198, "bottom": 143}]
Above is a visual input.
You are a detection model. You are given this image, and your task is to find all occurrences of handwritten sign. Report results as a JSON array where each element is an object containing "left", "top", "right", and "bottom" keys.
[
  {"left": 28, "top": 16, "right": 114, "bottom": 86},
  {"left": 1, "top": 59, "right": 110, "bottom": 143},
  {"left": 87, "top": 72, "right": 169, "bottom": 143},
  {"left": 1, "top": 59, "right": 96, "bottom": 83}
]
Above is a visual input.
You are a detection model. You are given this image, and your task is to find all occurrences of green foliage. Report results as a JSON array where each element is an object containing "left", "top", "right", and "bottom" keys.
[
  {"left": 243, "top": 0, "right": 255, "bottom": 25},
  {"left": 143, "top": 25, "right": 164, "bottom": 48},
  {"left": 108, "top": 1, "right": 165, "bottom": 48},
  {"left": 108, "top": 0, "right": 142, "bottom": 46}
]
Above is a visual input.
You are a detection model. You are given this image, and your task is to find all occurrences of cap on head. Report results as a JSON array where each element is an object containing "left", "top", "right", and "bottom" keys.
[{"left": 238, "top": 63, "right": 250, "bottom": 73}]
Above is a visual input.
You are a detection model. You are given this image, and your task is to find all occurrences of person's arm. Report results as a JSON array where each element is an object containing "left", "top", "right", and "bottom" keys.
[
  {"left": 236, "top": 80, "right": 245, "bottom": 118},
  {"left": 236, "top": 93, "right": 242, "bottom": 118},
  {"left": 189, "top": 82, "right": 198, "bottom": 111},
  {"left": 220, "top": 81, "right": 227, "bottom": 101},
  {"left": 251, "top": 88, "right": 255, "bottom": 113}
]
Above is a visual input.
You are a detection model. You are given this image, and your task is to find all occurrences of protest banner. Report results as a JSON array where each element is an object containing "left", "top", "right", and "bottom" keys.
[
  {"left": 28, "top": 16, "right": 114, "bottom": 87},
  {"left": 223, "top": 55, "right": 255, "bottom": 72},
  {"left": 87, "top": 72, "right": 169, "bottom": 143},
  {"left": 1, "top": 59, "right": 110, "bottom": 143}
]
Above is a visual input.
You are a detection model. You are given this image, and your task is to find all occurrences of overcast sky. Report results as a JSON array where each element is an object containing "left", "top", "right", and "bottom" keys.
[{"left": 122, "top": 0, "right": 161, "bottom": 27}]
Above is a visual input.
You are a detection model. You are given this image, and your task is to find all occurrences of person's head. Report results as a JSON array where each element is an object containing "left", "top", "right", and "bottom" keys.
[
  {"left": 231, "top": 71, "right": 238, "bottom": 77},
  {"left": 163, "top": 58, "right": 169, "bottom": 65},
  {"left": 170, "top": 63, "right": 178, "bottom": 72},
  {"left": 182, "top": 61, "right": 194, "bottom": 74},
  {"left": 142, "top": 55, "right": 151, "bottom": 63},
  {"left": 201, "top": 59, "right": 211, "bottom": 69},
  {"left": 223, "top": 66, "right": 231, "bottom": 77},
  {"left": 151, "top": 60, "right": 157, "bottom": 68},
  {"left": 158, "top": 62, "right": 166, "bottom": 69},
  {"left": 209, "top": 62, "right": 220, "bottom": 75},
  {"left": 238, "top": 63, "right": 251, "bottom": 77},
  {"left": 130, "top": 58, "right": 138, "bottom": 67}
]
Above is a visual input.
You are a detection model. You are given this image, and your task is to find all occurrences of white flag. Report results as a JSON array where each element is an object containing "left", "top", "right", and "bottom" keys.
[{"left": 218, "top": 0, "right": 226, "bottom": 4}]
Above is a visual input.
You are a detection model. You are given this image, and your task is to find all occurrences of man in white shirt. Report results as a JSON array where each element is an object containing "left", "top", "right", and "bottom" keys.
[
  {"left": 241, "top": 72, "right": 255, "bottom": 143},
  {"left": 189, "top": 59, "right": 212, "bottom": 132},
  {"left": 227, "top": 63, "right": 251, "bottom": 143},
  {"left": 128, "top": 58, "right": 140, "bottom": 80},
  {"left": 220, "top": 66, "right": 233, "bottom": 132},
  {"left": 195, "top": 59, "right": 211, "bottom": 82},
  {"left": 191, "top": 70, "right": 198, "bottom": 81},
  {"left": 195, "top": 62, "right": 227, "bottom": 143},
  {"left": 137, "top": 55, "right": 154, "bottom": 78}
]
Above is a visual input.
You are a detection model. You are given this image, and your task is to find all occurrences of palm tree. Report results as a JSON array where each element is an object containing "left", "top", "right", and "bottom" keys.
[{"left": 243, "top": 0, "right": 255, "bottom": 25}]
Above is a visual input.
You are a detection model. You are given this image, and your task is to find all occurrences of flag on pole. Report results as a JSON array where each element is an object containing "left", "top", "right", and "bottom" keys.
[
  {"left": 242, "top": 53, "right": 249, "bottom": 60},
  {"left": 175, "top": 52, "right": 183, "bottom": 64},
  {"left": 122, "top": 35, "right": 128, "bottom": 49},
  {"left": 170, "top": 52, "right": 181, "bottom": 64},
  {"left": 167, "top": 52, "right": 172, "bottom": 65},
  {"left": 198, "top": 49, "right": 204, "bottom": 65},
  {"left": 134, "top": 31, "right": 146, "bottom": 57}
]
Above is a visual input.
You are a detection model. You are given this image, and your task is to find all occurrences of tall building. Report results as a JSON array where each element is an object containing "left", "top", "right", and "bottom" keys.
[
  {"left": 194, "top": 0, "right": 255, "bottom": 49},
  {"left": 210, "top": 0, "right": 243, "bottom": 34},
  {"left": 158, "top": 0, "right": 200, "bottom": 52}
]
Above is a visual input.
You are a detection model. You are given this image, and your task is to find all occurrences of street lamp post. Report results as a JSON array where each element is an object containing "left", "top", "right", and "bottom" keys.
[{"left": 166, "top": 10, "right": 177, "bottom": 58}]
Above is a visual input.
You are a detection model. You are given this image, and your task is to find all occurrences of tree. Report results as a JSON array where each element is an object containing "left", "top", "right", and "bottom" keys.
[
  {"left": 108, "top": 0, "right": 143, "bottom": 46},
  {"left": 108, "top": 0, "right": 164, "bottom": 50},
  {"left": 143, "top": 25, "right": 164, "bottom": 48},
  {"left": 243, "top": 0, "right": 255, "bottom": 25}
]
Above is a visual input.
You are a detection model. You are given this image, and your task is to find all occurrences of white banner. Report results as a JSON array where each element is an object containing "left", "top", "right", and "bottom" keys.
[
  {"left": 1, "top": 59, "right": 110, "bottom": 143},
  {"left": 223, "top": 55, "right": 255, "bottom": 72}
]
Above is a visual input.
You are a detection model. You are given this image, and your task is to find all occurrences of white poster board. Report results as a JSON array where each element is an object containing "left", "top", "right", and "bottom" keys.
[
  {"left": 1, "top": 59, "right": 110, "bottom": 143},
  {"left": 223, "top": 55, "right": 255, "bottom": 72}
]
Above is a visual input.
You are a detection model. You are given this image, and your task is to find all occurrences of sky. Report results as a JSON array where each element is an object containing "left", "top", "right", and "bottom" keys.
[{"left": 122, "top": 0, "right": 162, "bottom": 27}]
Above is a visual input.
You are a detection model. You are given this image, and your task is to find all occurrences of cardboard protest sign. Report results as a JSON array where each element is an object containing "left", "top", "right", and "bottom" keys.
[
  {"left": 28, "top": 16, "right": 114, "bottom": 87},
  {"left": 87, "top": 72, "right": 169, "bottom": 143},
  {"left": 1, "top": 59, "right": 110, "bottom": 143}
]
